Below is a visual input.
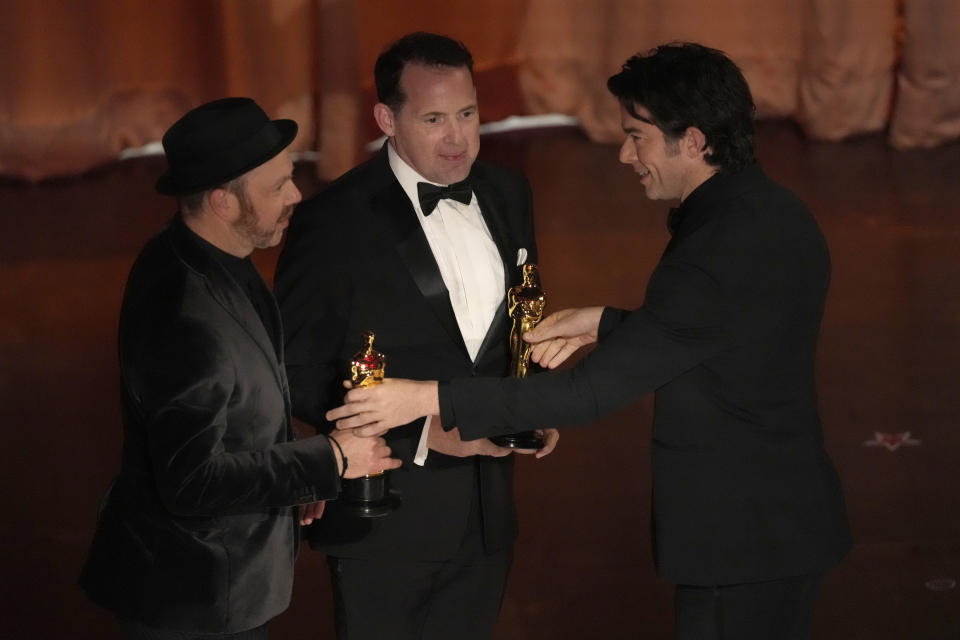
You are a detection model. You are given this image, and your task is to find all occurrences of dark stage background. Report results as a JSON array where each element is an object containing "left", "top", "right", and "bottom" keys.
[{"left": 2, "top": 122, "right": 959, "bottom": 638}]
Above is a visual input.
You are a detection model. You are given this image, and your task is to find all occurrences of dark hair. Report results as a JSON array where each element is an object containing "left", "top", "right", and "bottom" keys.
[
  {"left": 607, "top": 42, "right": 756, "bottom": 172},
  {"left": 375, "top": 32, "right": 474, "bottom": 111}
]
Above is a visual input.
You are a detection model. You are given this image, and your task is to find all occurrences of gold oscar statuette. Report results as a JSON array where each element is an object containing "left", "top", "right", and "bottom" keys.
[
  {"left": 337, "top": 330, "right": 401, "bottom": 518},
  {"left": 490, "top": 264, "right": 547, "bottom": 449}
]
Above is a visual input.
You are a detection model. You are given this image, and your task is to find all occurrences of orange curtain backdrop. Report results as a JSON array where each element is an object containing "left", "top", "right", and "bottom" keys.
[
  {"left": 517, "top": 0, "right": 959, "bottom": 149},
  {"left": 0, "top": 0, "right": 530, "bottom": 182},
  {"left": 1, "top": 1, "right": 957, "bottom": 183},
  {"left": 0, "top": 0, "right": 317, "bottom": 181},
  {"left": 518, "top": 0, "right": 899, "bottom": 143}
]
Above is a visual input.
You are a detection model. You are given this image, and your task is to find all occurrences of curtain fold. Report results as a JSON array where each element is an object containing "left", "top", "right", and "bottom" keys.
[
  {"left": 889, "top": 0, "right": 960, "bottom": 148},
  {"left": 797, "top": 0, "right": 898, "bottom": 141}
]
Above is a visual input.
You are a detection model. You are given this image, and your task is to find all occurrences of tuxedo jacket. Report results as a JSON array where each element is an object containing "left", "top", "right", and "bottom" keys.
[
  {"left": 79, "top": 218, "right": 341, "bottom": 633},
  {"left": 275, "top": 147, "right": 537, "bottom": 560},
  {"left": 441, "top": 164, "right": 852, "bottom": 586}
]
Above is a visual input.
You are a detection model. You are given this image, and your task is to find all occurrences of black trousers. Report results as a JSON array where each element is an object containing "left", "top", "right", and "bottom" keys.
[
  {"left": 327, "top": 494, "right": 512, "bottom": 640},
  {"left": 674, "top": 573, "right": 823, "bottom": 640},
  {"left": 117, "top": 619, "right": 269, "bottom": 640}
]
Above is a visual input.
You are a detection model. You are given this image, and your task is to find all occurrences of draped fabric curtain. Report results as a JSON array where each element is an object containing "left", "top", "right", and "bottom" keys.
[
  {"left": 0, "top": 0, "right": 319, "bottom": 181},
  {"left": 1, "top": 0, "right": 957, "bottom": 183},
  {"left": 518, "top": 0, "right": 960, "bottom": 149}
]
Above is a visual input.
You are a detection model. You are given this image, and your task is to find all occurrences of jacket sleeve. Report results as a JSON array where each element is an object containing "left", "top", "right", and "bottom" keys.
[
  {"left": 130, "top": 316, "right": 341, "bottom": 516},
  {"left": 441, "top": 258, "right": 726, "bottom": 439}
]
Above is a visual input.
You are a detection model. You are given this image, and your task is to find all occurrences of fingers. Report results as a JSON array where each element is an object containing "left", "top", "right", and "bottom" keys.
[
  {"left": 544, "top": 343, "right": 580, "bottom": 369},
  {"left": 341, "top": 435, "right": 402, "bottom": 479},
  {"left": 325, "top": 387, "right": 373, "bottom": 423},
  {"left": 529, "top": 339, "right": 557, "bottom": 363},
  {"left": 530, "top": 339, "right": 580, "bottom": 369},
  {"left": 510, "top": 447, "right": 539, "bottom": 455},
  {"left": 299, "top": 501, "right": 326, "bottom": 525},
  {"left": 356, "top": 423, "right": 388, "bottom": 438},
  {"left": 381, "top": 456, "right": 404, "bottom": 471},
  {"left": 523, "top": 312, "right": 562, "bottom": 343},
  {"left": 530, "top": 338, "right": 568, "bottom": 367},
  {"left": 476, "top": 439, "right": 514, "bottom": 458},
  {"left": 329, "top": 413, "right": 376, "bottom": 430},
  {"left": 535, "top": 428, "right": 560, "bottom": 459}
]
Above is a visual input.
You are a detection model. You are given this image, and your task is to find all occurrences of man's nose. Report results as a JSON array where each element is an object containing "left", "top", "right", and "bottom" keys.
[
  {"left": 444, "top": 119, "right": 464, "bottom": 144},
  {"left": 618, "top": 138, "right": 635, "bottom": 164},
  {"left": 286, "top": 181, "right": 302, "bottom": 205}
]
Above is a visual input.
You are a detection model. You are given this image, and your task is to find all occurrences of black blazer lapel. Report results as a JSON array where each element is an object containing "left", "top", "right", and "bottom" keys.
[
  {"left": 170, "top": 220, "right": 287, "bottom": 393},
  {"left": 472, "top": 176, "right": 515, "bottom": 291},
  {"left": 371, "top": 177, "right": 470, "bottom": 360},
  {"left": 207, "top": 267, "right": 283, "bottom": 374},
  {"left": 471, "top": 174, "right": 518, "bottom": 365}
]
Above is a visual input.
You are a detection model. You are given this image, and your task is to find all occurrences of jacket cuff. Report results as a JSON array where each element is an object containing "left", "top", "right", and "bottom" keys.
[
  {"left": 599, "top": 307, "right": 630, "bottom": 341},
  {"left": 438, "top": 380, "right": 457, "bottom": 430}
]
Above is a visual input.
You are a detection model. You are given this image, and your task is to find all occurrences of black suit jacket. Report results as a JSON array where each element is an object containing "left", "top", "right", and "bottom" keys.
[
  {"left": 80, "top": 218, "right": 341, "bottom": 633},
  {"left": 275, "top": 147, "right": 537, "bottom": 560},
  {"left": 440, "top": 164, "right": 852, "bottom": 585}
]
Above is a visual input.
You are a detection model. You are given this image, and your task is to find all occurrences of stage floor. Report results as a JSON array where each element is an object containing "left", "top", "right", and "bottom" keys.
[{"left": 1, "top": 121, "right": 958, "bottom": 638}]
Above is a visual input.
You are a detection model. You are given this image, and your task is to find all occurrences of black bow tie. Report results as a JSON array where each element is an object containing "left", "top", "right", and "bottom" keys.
[{"left": 417, "top": 179, "right": 473, "bottom": 216}]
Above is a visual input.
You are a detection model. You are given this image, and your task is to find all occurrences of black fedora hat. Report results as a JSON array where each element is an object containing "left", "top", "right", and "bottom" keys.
[{"left": 156, "top": 97, "right": 298, "bottom": 196}]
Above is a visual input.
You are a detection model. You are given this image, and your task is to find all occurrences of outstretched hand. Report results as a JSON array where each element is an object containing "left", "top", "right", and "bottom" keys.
[
  {"left": 428, "top": 425, "right": 513, "bottom": 458},
  {"left": 326, "top": 379, "right": 440, "bottom": 437},
  {"left": 524, "top": 306, "right": 605, "bottom": 369},
  {"left": 427, "top": 426, "right": 560, "bottom": 459}
]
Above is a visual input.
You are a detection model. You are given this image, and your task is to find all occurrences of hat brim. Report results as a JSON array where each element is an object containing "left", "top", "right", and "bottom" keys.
[{"left": 155, "top": 119, "right": 298, "bottom": 196}]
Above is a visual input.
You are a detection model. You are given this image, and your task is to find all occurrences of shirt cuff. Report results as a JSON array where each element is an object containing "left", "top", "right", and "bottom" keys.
[{"left": 413, "top": 414, "right": 432, "bottom": 466}]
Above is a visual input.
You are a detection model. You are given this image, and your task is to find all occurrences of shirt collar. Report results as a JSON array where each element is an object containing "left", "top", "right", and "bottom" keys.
[
  {"left": 667, "top": 163, "right": 764, "bottom": 235},
  {"left": 387, "top": 142, "right": 440, "bottom": 217}
]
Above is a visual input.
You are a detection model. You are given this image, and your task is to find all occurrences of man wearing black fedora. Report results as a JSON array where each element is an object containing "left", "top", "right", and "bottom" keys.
[{"left": 79, "top": 97, "right": 400, "bottom": 639}]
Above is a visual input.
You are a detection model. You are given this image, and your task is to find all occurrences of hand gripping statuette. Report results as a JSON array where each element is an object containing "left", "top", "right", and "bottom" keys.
[
  {"left": 339, "top": 331, "right": 401, "bottom": 517},
  {"left": 490, "top": 264, "right": 547, "bottom": 449}
]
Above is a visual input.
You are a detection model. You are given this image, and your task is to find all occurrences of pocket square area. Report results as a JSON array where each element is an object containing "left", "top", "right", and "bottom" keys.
[{"left": 516, "top": 248, "right": 528, "bottom": 266}]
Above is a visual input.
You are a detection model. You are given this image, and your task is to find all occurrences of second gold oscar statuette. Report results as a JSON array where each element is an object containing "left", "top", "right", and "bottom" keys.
[
  {"left": 490, "top": 264, "right": 547, "bottom": 450},
  {"left": 337, "top": 330, "right": 401, "bottom": 518}
]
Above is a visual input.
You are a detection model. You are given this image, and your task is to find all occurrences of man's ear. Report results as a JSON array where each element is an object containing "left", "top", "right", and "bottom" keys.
[
  {"left": 373, "top": 103, "right": 396, "bottom": 138},
  {"left": 684, "top": 126, "right": 710, "bottom": 159},
  {"left": 207, "top": 187, "right": 238, "bottom": 223}
]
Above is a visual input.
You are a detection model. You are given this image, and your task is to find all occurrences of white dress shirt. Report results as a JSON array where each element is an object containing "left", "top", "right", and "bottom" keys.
[{"left": 387, "top": 143, "right": 505, "bottom": 464}]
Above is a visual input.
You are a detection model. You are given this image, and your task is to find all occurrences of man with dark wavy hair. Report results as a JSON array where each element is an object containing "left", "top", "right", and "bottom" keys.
[{"left": 328, "top": 43, "right": 852, "bottom": 639}]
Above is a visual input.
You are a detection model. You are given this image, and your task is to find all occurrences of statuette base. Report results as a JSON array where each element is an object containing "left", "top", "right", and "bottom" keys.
[{"left": 490, "top": 431, "right": 545, "bottom": 450}]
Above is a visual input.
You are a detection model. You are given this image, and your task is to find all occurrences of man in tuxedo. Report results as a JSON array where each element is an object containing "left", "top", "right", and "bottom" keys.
[
  {"left": 79, "top": 98, "right": 398, "bottom": 640},
  {"left": 328, "top": 43, "right": 852, "bottom": 640},
  {"left": 275, "top": 32, "right": 557, "bottom": 640}
]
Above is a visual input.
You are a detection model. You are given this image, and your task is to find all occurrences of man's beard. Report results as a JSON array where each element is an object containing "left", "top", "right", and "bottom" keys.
[{"left": 234, "top": 192, "right": 293, "bottom": 249}]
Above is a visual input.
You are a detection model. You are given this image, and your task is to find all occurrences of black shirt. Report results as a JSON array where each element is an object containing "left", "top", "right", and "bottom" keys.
[{"left": 181, "top": 219, "right": 281, "bottom": 355}]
